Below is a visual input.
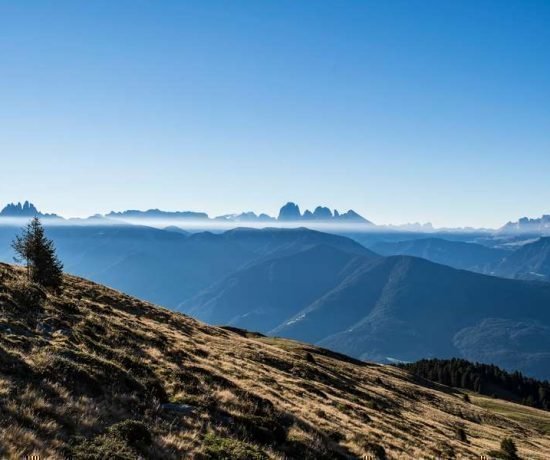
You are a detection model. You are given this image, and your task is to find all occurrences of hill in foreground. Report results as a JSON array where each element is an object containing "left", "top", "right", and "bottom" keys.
[{"left": 1, "top": 263, "right": 550, "bottom": 458}]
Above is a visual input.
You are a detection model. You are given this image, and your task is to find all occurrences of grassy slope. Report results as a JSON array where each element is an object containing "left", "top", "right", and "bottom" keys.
[{"left": 1, "top": 263, "right": 550, "bottom": 459}]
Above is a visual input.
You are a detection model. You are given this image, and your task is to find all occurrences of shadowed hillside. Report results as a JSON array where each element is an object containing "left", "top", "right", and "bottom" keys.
[
  {"left": 181, "top": 244, "right": 374, "bottom": 331},
  {"left": 493, "top": 237, "right": 550, "bottom": 282},
  {"left": 185, "top": 248, "right": 550, "bottom": 380},
  {"left": 370, "top": 237, "right": 508, "bottom": 272},
  {"left": 2, "top": 263, "right": 550, "bottom": 458}
]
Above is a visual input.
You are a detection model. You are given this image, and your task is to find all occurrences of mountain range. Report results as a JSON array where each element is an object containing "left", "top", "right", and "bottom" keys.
[
  {"left": 2, "top": 202, "right": 550, "bottom": 380},
  {"left": 370, "top": 237, "right": 508, "bottom": 272},
  {"left": 0, "top": 201, "right": 371, "bottom": 224},
  {"left": 0, "top": 201, "right": 60, "bottom": 219},
  {"left": 5, "top": 201, "right": 550, "bottom": 236},
  {"left": 500, "top": 215, "right": 550, "bottom": 234},
  {"left": 367, "top": 236, "right": 550, "bottom": 282}
]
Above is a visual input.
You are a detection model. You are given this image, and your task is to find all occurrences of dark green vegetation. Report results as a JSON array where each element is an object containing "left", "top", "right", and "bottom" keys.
[
  {"left": 2, "top": 263, "right": 550, "bottom": 458},
  {"left": 400, "top": 358, "right": 550, "bottom": 410},
  {"left": 11, "top": 217, "right": 63, "bottom": 289}
]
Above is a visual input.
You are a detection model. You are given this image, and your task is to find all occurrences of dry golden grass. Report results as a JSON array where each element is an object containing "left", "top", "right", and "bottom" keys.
[{"left": 1, "top": 262, "right": 550, "bottom": 459}]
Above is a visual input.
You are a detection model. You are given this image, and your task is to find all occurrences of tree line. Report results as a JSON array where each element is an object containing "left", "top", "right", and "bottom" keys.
[{"left": 399, "top": 358, "right": 550, "bottom": 411}]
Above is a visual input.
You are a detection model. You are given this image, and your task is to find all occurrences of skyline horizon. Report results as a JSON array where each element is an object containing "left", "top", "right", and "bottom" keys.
[
  {"left": 2, "top": 1, "right": 549, "bottom": 229},
  {"left": 0, "top": 198, "right": 546, "bottom": 230}
]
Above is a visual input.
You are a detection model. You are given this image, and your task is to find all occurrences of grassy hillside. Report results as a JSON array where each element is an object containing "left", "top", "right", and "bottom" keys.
[{"left": 1, "top": 263, "right": 550, "bottom": 459}]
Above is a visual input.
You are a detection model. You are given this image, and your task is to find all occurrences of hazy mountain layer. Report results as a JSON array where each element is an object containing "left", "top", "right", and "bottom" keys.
[
  {"left": 370, "top": 237, "right": 508, "bottom": 272},
  {"left": 492, "top": 237, "right": 550, "bottom": 282},
  {"left": 0, "top": 225, "right": 372, "bottom": 308},
  {"left": 3, "top": 222, "right": 550, "bottom": 380}
]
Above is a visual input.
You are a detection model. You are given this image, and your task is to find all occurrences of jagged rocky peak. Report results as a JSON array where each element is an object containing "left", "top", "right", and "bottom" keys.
[
  {"left": 312, "top": 206, "right": 333, "bottom": 220},
  {"left": 277, "top": 202, "right": 371, "bottom": 223},
  {"left": 278, "top": 202, "right": 302, "bottom": 221},
  {"left": 336, "top": 209, "right": 369, "bottom": 222},
  {"left": 302, "top": 210, "right": 314, "bottom": 220},
  {"left": 0, "top": 201, "right": 59, "bottom": 218},
  {"left": 0, "top": 201, "right": 39, "bottom": 216},
  {"left": 500, "top": 215, "right": 550, "bottom": 234}
]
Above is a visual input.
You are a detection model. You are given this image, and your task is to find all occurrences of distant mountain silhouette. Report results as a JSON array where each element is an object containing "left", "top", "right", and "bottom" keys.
[
  {"left": 215, "top": 212, "right": 275, "bottom": 222},
  {"left": 335, "top": 209, "right": 370, "bottom": 222},
  {"left": 277, "top": 202, "right": 302, "bottom": 221},
  {"left": 492, "top": 237, "right": 550, "bottom": 282},
  {"left": 500, "top": 215, "right": 550, "bottom": 234},
  {"left": 0, "top": 201, "right": 59, "bottom": 218},
  {"left": 277, "top": 201, "right": 371, "bottom": 223},
  {"left": 371, "top": 237, "right": 508, "bottom": 272},
  {"left": 107, "top": 209, "right": 209, "bottom": 220},
  {"left": 100, "top": 202, "right": 371, "bottom": 224}
]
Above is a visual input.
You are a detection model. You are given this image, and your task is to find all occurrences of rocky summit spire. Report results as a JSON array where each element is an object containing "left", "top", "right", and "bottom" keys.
[
  {"left": 277, "top": 202, "right": 302, "bottom": 221},
  {"left": 0, "top": 201, "right": 40, "bottom": 217},
  {"left": 0, "top": 201, "right": 60, "bottom": 218},
  {"left": 277, "top": 202, "right": 371, "bottom": 223}
]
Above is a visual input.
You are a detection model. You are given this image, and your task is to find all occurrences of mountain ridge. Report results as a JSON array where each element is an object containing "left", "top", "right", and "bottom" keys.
[{"left": 184, "top": 250, "right": 550, "bottom": 380}]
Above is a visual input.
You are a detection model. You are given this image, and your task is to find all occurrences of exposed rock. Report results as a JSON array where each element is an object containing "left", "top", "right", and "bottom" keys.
[{"left": 277, "top": 202, "right": 301, "bottom": 221}]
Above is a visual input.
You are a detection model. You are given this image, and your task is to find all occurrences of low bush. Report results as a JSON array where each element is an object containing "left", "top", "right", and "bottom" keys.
[
  {"left": 70, "top": 419, "right": 152, "bottom": 460},
  {"left": 202, "top": 433, "right": 267, "bottom": 460}
]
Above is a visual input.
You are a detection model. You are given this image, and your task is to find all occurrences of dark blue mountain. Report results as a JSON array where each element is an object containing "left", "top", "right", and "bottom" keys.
[
  {"left": 371, "top": 237, "right": 508, "bottom": 272},
  {"left": 492, "top": 237, "right": 550, "bottom": 282},
  {"left": 0, "top": 201, "right": 60, "bottom": 218},
  {"left": 185, "top": 246, "right": 550, "bottom": 379},
  {"left": 276, "top": 202, "right": 371, "bottom": 223},
  {"left": 0, "top": 225, "right": 371, "bottom": 308},
  {"left": 181, "top": 244, "right": 377, "bottom": 331}
]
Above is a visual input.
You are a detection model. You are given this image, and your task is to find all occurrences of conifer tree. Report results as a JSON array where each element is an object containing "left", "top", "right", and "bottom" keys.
[{"left": 12, "top": 217, "right": 63, "bottom": 289}]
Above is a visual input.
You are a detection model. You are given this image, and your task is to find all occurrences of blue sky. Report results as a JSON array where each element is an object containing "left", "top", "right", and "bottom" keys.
[{"left": 1, "top": 0, "right": 549, "bottom": 227}]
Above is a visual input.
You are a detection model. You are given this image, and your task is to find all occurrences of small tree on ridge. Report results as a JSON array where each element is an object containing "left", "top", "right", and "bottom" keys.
[{"left": 12, "top": 217, "right": 63, "bottom": 289}]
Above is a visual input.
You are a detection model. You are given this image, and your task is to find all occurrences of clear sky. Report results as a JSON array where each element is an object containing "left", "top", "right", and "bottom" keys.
[{"left": 1, "top": 0, "right": 549, "bottom": 228}]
